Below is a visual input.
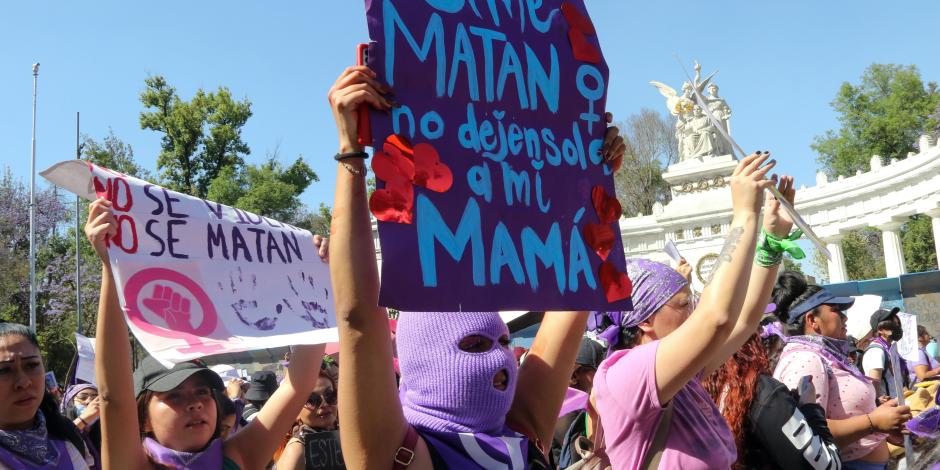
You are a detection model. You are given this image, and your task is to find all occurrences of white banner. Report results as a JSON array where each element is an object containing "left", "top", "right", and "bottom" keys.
[
  {"left": 75, "top": 333, "right": 96, "bottom": 385},
  {"left": 43, "top": 161, "right": 337, "bottom": 366}
]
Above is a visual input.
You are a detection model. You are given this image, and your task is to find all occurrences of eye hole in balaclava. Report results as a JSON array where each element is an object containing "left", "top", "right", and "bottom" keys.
[
  {"left": 397, "top": 312, "right": 518, "bottom": 435},
  {"left": 458, "top": 334, "right": 511, "bottom": 353}
]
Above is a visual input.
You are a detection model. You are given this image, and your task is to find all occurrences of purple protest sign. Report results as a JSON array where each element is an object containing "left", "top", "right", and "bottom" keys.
[{"left": 364, "top": 0, "right": 631, "bottom": 311}]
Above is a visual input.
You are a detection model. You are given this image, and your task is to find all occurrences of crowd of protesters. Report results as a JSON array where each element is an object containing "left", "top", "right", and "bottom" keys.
[{"left": 2, "top": 63, "right": 939, "bottom": 470}]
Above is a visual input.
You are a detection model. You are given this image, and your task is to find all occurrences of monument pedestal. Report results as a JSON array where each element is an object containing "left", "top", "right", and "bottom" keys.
[{"left": 662, "top": 154, "right": 737, "bottom": 199}]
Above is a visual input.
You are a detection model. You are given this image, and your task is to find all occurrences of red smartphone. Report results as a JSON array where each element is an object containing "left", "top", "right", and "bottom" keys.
[{"left": 356, "top": 43, "right": 372, "bottom": 147}]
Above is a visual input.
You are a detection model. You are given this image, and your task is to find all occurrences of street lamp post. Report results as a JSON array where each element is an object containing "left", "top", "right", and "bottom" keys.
[{"left": 29, "top": 63, "right": 39, "bottom": 332}]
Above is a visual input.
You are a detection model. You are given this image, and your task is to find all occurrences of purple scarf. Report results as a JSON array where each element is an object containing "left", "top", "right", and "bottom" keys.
[
  {"left": 785, "top": 335, "right": 869, "bottom": 382},
  {"left": 143, "top": 437, "right": 223, "bottom": 470},
  {"left": 590, "top": 259, "right": 687, "bottom": 350},
  {"left": 0, "top": 412, "right": 61, "bottom": 467},
  {"left": 417, "top": 426, "right": 529, "bottom": 470}
]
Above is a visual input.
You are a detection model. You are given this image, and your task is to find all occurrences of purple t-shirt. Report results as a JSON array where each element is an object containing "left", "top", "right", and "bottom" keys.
[
  {"left": 594, "top": 341, "right": 737, "bottom": 470},
  {"left": 907, "top": 347, "right": 940, "bottom": 383}
]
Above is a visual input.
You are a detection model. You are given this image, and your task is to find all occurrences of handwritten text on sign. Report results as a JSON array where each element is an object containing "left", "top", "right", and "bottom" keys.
[
  {"left": 365, "top": 0, "right": 632, "bottom": 311},
  {"left": 41, "top": 161, "right": 336, "bottom": 366}
]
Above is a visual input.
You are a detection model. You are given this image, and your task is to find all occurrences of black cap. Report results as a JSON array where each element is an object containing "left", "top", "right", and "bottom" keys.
[
  {"left": 575, "top": 338, "right": 606, "bottom": 369},
  {"left": 244, "top": 370, "right": 278, "bottom": 402},
  {"left": 133, "top": 356, "right": 224, "bottom": 398},
  {"left": 870, "top": 307, "right": 901, "bottom": 332}
]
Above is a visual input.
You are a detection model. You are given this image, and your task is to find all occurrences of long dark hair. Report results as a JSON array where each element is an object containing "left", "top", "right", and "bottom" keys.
[
  {"left": 0, "top": 322, "right": 87, "bottom": 456},
  {"left": 702, "top": 334, "right": 772, "bottom": 469},
  {"left": 772, "top": 271, "right": 823, "bottom": 336}
]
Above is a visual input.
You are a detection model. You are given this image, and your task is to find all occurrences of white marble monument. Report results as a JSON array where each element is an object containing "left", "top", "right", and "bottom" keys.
[{"left": 621, "top": 64, "right": 940, "bottom": 291}]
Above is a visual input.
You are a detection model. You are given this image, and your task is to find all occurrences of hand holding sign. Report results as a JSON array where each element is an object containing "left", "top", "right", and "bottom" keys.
[
  {"left": 762, "top": 175, "right": 796, "bottom": 237},
  {"left": 328, "top": 65, "right": 393, "bottom": 153},
  {"left": 84, "top": 198, "right": 118, "bottom": 261}
]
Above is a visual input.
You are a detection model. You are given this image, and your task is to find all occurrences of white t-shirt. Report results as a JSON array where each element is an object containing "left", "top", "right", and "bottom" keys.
[{"left": 862, "top": 347, "right": 886, "bottom": 376}]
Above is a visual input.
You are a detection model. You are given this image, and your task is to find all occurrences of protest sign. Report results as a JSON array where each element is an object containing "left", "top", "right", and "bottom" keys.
[
  {"left": 664, "top": 239, "right": 682, "bottom": 263},
  {"left": 42, "top": 161, "right": 336, "bottom": 366},
  {"left": 75, "top": 333, "right": 97, "bottom": 385},
  {"left": 303, "top": 430, "right": 346, "bottom": 470},
  {"left": 897, "top": 311, "right": 919, "bottom": 363},
  {"left": 363, "top": 0, "right": 631, "bottom": 311}
]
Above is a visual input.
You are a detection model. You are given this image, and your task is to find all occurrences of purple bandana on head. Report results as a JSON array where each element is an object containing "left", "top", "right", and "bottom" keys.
[
  {"left": 622, "top": 259, "right": 688, "bottom": 328},
  {"left": 589, "top": 260, "right": 687, "bottom": 351},
  {"left": 397, "top": 312, "right": 517, "bottom": 435}
]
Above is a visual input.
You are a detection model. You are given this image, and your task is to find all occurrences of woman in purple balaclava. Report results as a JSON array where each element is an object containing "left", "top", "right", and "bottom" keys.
[
  {"left": 325, "top": 65, "right": 626, "bottom": 469},
  {"left": 591, "top": 157, "right": 798, "bottom": 469}
]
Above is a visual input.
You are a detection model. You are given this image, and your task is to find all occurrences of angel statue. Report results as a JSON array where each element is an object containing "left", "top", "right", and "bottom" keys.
[{"left": 651, "top": 61, "right": 724, "bottom": 161}]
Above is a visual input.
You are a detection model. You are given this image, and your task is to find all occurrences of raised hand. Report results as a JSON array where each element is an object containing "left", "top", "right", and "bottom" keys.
[
  {"left": 730, "top": 151, "right": 776, "bottom": 217},
  {"left": 142, "top": 284, "right": 193, "bottom": 331},
  {"left": 327, "top": 65, "right": 393, "bottom": 153},
  {"left": 313, "top": 234, "right": 329, "bottom": 262},
  {"left": 676, "top": 258, "right": 692, "bottom": 282},
  {"left": 84, "top": 198, "right": 118, "bottom": 262},
  {"left": 602, "top": 112, "right": 626, "bottom": 172},
  {"left": 763, "top": 174, "right": 796, "bottom": 237}
]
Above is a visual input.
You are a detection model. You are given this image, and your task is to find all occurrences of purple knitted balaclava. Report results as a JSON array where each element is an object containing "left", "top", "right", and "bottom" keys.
[{"left": 397, "top": 311, "right": 517, "bottom": 435}]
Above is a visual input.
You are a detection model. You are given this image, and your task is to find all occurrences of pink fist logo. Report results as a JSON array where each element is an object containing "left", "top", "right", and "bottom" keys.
[
  {"left": 142, "top": 284, "right": 193, "bottom": 332},
  {"left": 124, "top": 268, "right": 227, "bottom": 355}
]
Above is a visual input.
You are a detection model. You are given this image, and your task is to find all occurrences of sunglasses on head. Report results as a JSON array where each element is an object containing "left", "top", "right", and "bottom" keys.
[{"left": 307, "top": 390, "right": 337, "bottom": 408}]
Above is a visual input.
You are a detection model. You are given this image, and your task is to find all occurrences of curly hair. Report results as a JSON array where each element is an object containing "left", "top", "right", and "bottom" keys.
[{"left": 702, "top": 333, "right": 771, "bottom": 469}]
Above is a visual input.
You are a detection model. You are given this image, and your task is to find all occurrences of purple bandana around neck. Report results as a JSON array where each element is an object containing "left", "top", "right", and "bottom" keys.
[
  {"left": 785, "top": 335, "right": 869, "bottom": 382},
  {"left": 0, "top": 412, "right": 61, "bottom": 467},
  {"left": 143, "top": 437, "right": 222, "bottom": 470},
  {"left": 589, "top": 259, "right": 687, "bottom": 350},
  {"left": 397, "top": 312, "right": 517, "bottom": 435},
  {"left": 417, "top": 426, "right": 529, "bottom": 470}
]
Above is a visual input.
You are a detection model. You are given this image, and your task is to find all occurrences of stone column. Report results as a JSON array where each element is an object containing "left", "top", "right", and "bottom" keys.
[
  {"left": 879, "top": 222, "right": 907, "bottom": 278},
  {"left": 929, "top": 210, "right": 940, "bottom": 270},
  {"left": 825, "top": 235, "right": 848, "bottom": 284}
]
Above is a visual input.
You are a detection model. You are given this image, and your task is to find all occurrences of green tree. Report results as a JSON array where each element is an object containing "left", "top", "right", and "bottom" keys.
[
  {"left": 295, "top": 203, "right": 333, "bottom": 237},
  {"left": 842, "top": 229, "right": 888, "bottom": 280},
  {"left": 902, "top": 215, "right": 938, "bottom": 273},
  {"left": 613, "top": 109, "right": 677, "bottom": 216},
  {"left": 82, "top": 129, "right": 149, "bottom": 179},
  {"left": 812, "top": 64, "right": 939, "bottom": 177},
  {"left": 206, "top": 157, "right": 318, "bottom": 223},
  {"left": 140, "top": 76, "right": 251, "bottom": 197},
  {"left": 813, "top": 64, "right": 939, "bottom": 278}
]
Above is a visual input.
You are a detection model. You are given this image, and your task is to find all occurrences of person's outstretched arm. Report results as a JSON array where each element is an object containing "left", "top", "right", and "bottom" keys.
[
  {"left": 507, "top": 311, "right": 588, "bottom": 448},
  {"left": 655, "top": 153, "right": 775, "bottom": 404},
  {"left": 226, "top": 343, "right": 324, "bottom": 469},
  {"left": 327, "top": 65, "right": 432, "bottom": 469},
  {"left": 86, "top": 198, "right": 150, "bottom": 469},
  {"left": 706, "top": 175, "right": 796, "bottom": 373}
]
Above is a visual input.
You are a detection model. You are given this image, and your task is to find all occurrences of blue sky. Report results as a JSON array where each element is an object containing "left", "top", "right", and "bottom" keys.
[{"left": 2, "top": 1, "right": 938, "bottom": 267}]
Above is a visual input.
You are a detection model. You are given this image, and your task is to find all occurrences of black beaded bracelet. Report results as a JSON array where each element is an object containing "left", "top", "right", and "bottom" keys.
[{"left": 334, "top": 151, "right": 369, "bottom": 161}]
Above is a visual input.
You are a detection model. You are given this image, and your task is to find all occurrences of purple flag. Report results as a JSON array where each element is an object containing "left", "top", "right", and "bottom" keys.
[{"left": 363, "top": 0, "right": 632, "bottom": 311}]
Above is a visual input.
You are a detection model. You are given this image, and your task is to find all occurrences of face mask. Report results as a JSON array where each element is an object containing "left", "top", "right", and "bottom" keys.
[
  {"left": 74, "top": 404, "right": 86, "bottom": 416},
  {"left": 889, "top": 323, "right": 903, "bottom": 342},
  {"left": 396, "top": 312, "right": 517, "bottom": 434}
]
